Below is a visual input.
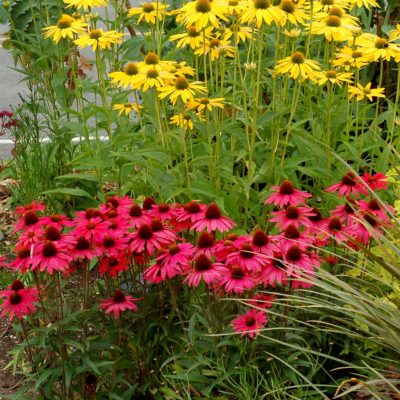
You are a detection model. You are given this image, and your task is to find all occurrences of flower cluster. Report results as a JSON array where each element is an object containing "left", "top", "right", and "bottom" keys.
[
  {"left": 0, "top": 110, "right": 18, "bottom": 136},
  {"left": 0, "top": 172, "right": 392, "bottom": 336}
]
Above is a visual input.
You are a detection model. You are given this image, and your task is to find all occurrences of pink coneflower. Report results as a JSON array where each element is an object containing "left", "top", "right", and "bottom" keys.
[
  {"left": 71, "top": 236, "right": 101, "bottom": 260},
  {"left": 192, "top": 202, "right": 236, "bottom": 233},
  {"left": 279, "top": 224, "right": 312, "bottom": 251},
  {"left": 14, "top": 210, "right": 41, "bottom": 233},
  {"left": 193, "top": 232, "right": 216, "bottom": 257},
  {"left": 17, "top": 226, "right": 43, "bottom": 247},
  {"left": 144, "top": 262, "right": 166, "bottom": 283},
  {"left": 219, "top": 264, "right": 256, "bottom": 294},
  {"left": 183, "top": 254, "right": 225, "bottom": 287},
  {"left": 331, "top": 199, "right": 358, "bottom": 222},
  {"left": 175, "top": 201, "right": 206, "bottom": 224},
  {"left": 127, "top": 203, "right": 152, "bottom": 228},
  {"left": 106, "top": 216, "right": 131, "bottom": 233},
  {"left": 251, "top": 230, "right": 277, "bottom": 256},
  {"left": 15, "top": 200, "right": 46, "bottom": 216},
  {"left": 38, "top": 214, "right": 73, "bottom": 230},
  {"left": 264, "top": 179, "right": 311, "bottom": 208},
  {"left": 321, "top": 217, "right": 352, "bottom": 245},
  {"left": 100, "top": 195, "right": 133, "bottom": 214},
  {"left": 259, "top": 252, "right": 288, "bottom": 287},
  {"left": 231, "top": 309, "right": 267, "bottom": 339},
  {"left": 225, "top": 243, "right": 266, "bottom": 273},
  {"left": 156, "top": 243, "right": 194, "bottom": 278},
  {"left": 99, "top": 255, "right": 129, "bottom": 278},
  {"left": 100, "top": 290, "right": 139, "bottom": 318},
  {"left": 148, "top": 203, "right": 176, "bottom": 222},
  {"left": 100, "top": 232, "right": 130, "bottom": 257},
  {"left": 9, "top": 245, "right": 34, "bottom": 273},
  {"left": 142, "top": 196, "right": 156, "bottom": 210},
  {"left": 43, "top": 226, "right": 74, "bottom": 246},
  {"left": 214, "top": 237, "right": 239, "bottom": 262},
  {"left": 150, "top": 219, "right": 177, "bottom": 244},
  {"left": 306, "top": 208, "right": 326, "bottom": 234},
  {"left": 75, "top": 208, "right": 104, "bottom": 221},
  {"left": 130, "top": 223, "right": 163, "bottom": 256},
  {"left": 31, "top": 240, "right": 72, "bottom": 274},
  {"left": 270, "top": 206, "right": 315, "bottom": 230},
  {"left": 73, "top": 217, "right": 109, "bottom": 242},
  {"left": 0, "top": 281, "right": 38, "bottom": 321},
  {"left": 359, "top": 198, "right": 393, "bottom": 222},
  {"left": 247, "top": 293, "right": 275, "bottom": 309},
  {"left": 351, "top": 213, "right": 386, "bottom": 244},
  {"left": 326, "top": 172, "right": 362, "bottom": 197},
  {"left": 359, "top": 172, "right": 388, "bottom": 194},
  {"left": 284, "top": 245, "right": 314, "bottom": 277}
]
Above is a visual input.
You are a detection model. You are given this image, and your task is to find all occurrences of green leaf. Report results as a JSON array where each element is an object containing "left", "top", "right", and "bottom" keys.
[{"left": 43, "top": 187, "right": 92, "bottom": 198}]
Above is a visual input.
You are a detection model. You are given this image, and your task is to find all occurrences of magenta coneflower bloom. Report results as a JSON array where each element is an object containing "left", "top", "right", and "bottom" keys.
[
  {"left": 264, "top": 179, "right": 311, "bottom": 208},
  {"left": 259, "top": 252, "right": 288, "bottom": 287},
  {"left": 15, "top": 200, "right": 46, "bottom": 216},
  {"left": 148, "top": 203, "right": 177, "bottom": 222},
  {"left": 144, "top": 262, "right": 167, "bottom": 283},
  {"left": 306, "top": 208, "right": 326, "bottom": 234},
  {"left": 99, "top": 195, "right": 133, "bottom": 214},
  {"left": 151, "top": 219, "right": 177, "bottom": 244},
  {"left": 283, "top": 245, "right": 314, "bottom": 277},
  {"left": 225, "top": 243, "right": 266, "bottom": 273},
  {"left": 321, "top": 217, "right": 352, "bottom": 245},
  {"left": 251, "top": 230, "right": 278, "bottom": 256},
  {"left": 100, "top": 290, "right": 139, "bottom": 318},
  {"left": 127, "top": 203, "right": 152, "bottom": 228},
  {"left": 270, "top": 206, "right": 315, "bottom": 230},
  {"left": 31, "top": 240, "right": 72, "bottom": 274},
  {"left": 192, "top": 202, "right": 236, "bottom": 233},
  {"left": 142, "top": 196, "right": 156, "bottom": 210},
  {"left": 326, "top": 172, "right": 362, "bottom": 197},
  {"left": 130, "top": 223, "right": 163, "bottom": 256},
  {"left": 75, "top": 207, "right": 104, "bottom": 221},
  {"left": 106, "top": 216, "right": 131, "bottom": 233},
  {"left": 17, "top": 226, "right": 43, "bottom": 247},
  {"left": 74, "top": 217, "right": 109, "bottom": 242},
  {"left": 351, "top": 213, "right": 386, "bottom": 244},
  {"left": 175, "top": 201, "right": 206, "bottom": 224},
  {"left": 331, "top": 199, "right": 358, "bottom": 222},
  {"left": 193, "top": 232, "right": 216, "bottom": 258},
  {"left": 38, "top": 214, "right": 73, "bottom": 230},
  {"left": 14, "top": 210, "right": 41, "bottom": 233},
  {"left": 183, "top": 254, "right": 225, "bottom": 287},
  {"left": 99, "top": 232, "right": 130, "bottom": 257},
  {"left": 213, "top": 236, "right": 239, "bottom": 262},
  {"left": 0, "top": 281, "right": 38, "bottom": 321},
  {"left": 359, "top": 172, "right": 388, "bottom": 194},
  {"left": 71, "top": 236, "right": 101, "bottom": 261},
  {"left": 232, "top": 309, "right": 267, "bottom": 339},
  {"left": 43, "top": 226, "right": 74, "bottom": 246},
  {"left": 99, "top": 255, "right": 129, "bottom": 278},
  {"left": 219, "top": 264, "right": 256, "bottom": 294},
  {"left": 9, "top": 245, "right": 34, "bottom": 273},
  {"left": 279, "top": 224, "right": 312, "bottom": 251},
  {"left": 359, "top": 198, "right": 393, "bottom": 222},
  {"left": 247, "top": 293, "right": 275, "bottom": 309},
  {"left": 156, "top": 243, "right": 194, "bottom": 278}
]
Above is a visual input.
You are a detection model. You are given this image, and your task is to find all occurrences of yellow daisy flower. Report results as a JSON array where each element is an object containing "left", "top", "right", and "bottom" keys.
[
  {"left": 157, "top": 76, "right": 208, "bottom": 104},
  {"left": 113, "top": 102, "right": 143, "bottom": 116},
  {"left": 170, "top": 113, "right": 194, "bottom": 130},
  {"left": 310, "top": 0, "right": 349, "bottom": 13},
  {"left": 274, "top": 51, "right": 320, "bottom": 81},
  {"left": 279, "top": 0, "right": 308, "bottom": 26},
  {"left": 348, "top": 82, "right": 385, "bottom": 101},
  {"left": 186, "top": 97, "right": 225, "bottom": 112},
  {"left": 220, "top": 24, "right": 253, "bottom": 43},
  {"left": 356, "top": 33, "right": 400, "bottom": 62},
  {"left": 63, "top": 0, "right": 107, "bottom": 10},
  {"left": 316, "top": 69, "right": 353, "bottom": 86},
  {"left": 42, "top": 14, "right": 87, "bottom": 43},
  {"left": 128, "top": 2, "right": 169, "bottom": 24},
  {"left": 74, "top": 29, "right": 124, "bottom": 51},
  {"left": 282, "top": 28, "right": 302, "bottom": 38},
  {"left": 388, "top": 24, "right": 400, "bottom": 41},
  {"left": 109, "top": 62, "right": 142, "bottom": 89},
  {"left": 170, "top": 26, "right": 213, "bottom": 50},
  {"left": 333, "top": 46, "right": 369, "bottom": 70},
  {"left": 221, "top": 0, "right": 249, "bottom": 16},
  {"left": 194, "top": 37, "right": 235, "bottom": 60},
  {"left": 136, "top": 67, "right": 174, "bottom": 91},
  {"left": 169, "top": 62, "right": 196, "bottom": 77},
  {"left": 347, "top": 0, "right": 379, "bottom": 10},
  {"left": 177, "top": 0, "right": 228, "bottom": 30},
  {"left": 139, "top": 51, "right": 175, "bottom": 72},
  {"left": 240, "top": 0, "right": 285, "bottom": 27}
]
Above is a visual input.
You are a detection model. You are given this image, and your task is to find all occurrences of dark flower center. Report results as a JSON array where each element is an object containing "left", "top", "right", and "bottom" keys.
[
  {"left": 107, "top": 209, "right": 118, "bottom": 219},
  {"left": 112, "top": 290, "right": 126, "bottom": 303},
  {"left": 109, "top": 257, "right": 119, "bottom": 267},
  {"left": 352, "top": 51, "right": 363, "bottom": 59},
  {"left": 279, "top": 179, "right": 295, "bottom": 195},
  {"left": 17, "top": 247, "right": 31, "bottom": 259},
  {"left": 281, "top": 0, "right": 295, "bottom": 13},
  {"left": 342, "top": 172, "right": 357, "bottom": 186},
  {"left": 45, "top": 226, "right": 61, "bottom": 241},
  {"left": 138, "top": 224, "right": 153, "bottom": 239},
  {"left": 309, "top": 208, "right": 322, "bottom": 222},
  {"left": 144, "top": 52, "right": 159, "bottom": 65},
  {"left": 252, "top": 230, "right": 268, "bottom": 247},
  {"left": 209, "top": 38, "right": 220, "bottom": 48},
  {"left": 89, "top": 29, "right": 103, "bottom": 40},
  {"left": 291, "top": 51, "right": 305, "bottom": 64},
  {"left": 198, "top": 232, "right": 214, "bottom": 248},
  {"left": 147, "top": 68, "right": 159, "bottom": 79},
  {"left": 321, "top": 0, "right": 333, "bottom": 4},
  {"left": 364, "top": 213, "right": 377, "bottom": 227},
  {"left": 326, "top": 16, "right": 341, "bottom": 27},
  {"left": 195, "top": 254, "right": 212, "bottom": 271},
  {"left": 184, "top": 201, "right": 201, "bottom": 214},
  {"left": 286, "top": 245, "right": 302, "bottom": 262},
  {"left": 50, "top": 214, "right": 63, "bottom": 222},
  {"left": 195, "top": 0, "right": 212, "bottom": 13},
  {"left": 130, "top": 204, "right": 143, "bottom": 217},
  {"left": 169, "top": 244, "right": 180, "bottom": 255},
  {"left": 344, "top": 201, "right": 356, "bottom": 214},
  {"left": 328, "top": 6, "right": 343, "bottom": 16},
  {"left": 231, "top": 265, "right": 244, "bottom": 279},
  {"left": 325, "top": 70, "right": 337, "bottom": 79},
  {"left": 254, "top": 0, "right": 271, "bottom": 9},
  {"left": 76, "top": 236, "right": 90, "bottom": 250},
  {"left": 285, "top": 206, "right": 300, "bottom": 220},
  {"left": 284, "top": 224, "right": 300, "bottom": 239},
  {"left": 151, "top": 219, "right": 163, "bottom": 232},
  {"left": 272, "top": 254, "right": 285, "bottom": 268},
  {"left": 143, "top": 196, "right": 156, "bottom": 210},
  {"left": 175, "top": 77, "right": 190, "bottom": 90},
  {"left": 227, "top": 234, "right": 238, "bottom": 241},
  {"left": 124, "top": 62, "right": 139, "bottom": 76},
  {"left": 158, "top": 203, "right": 170, "bottom": 213},
  {"left": 328, "top": 217, "right": 342, "bottom": 231},
  {"left": 142, "top": 2, "right": 155, "bottom": 12},
  {"left": 103, "top": 236, "right": 115, "bottom": 248},
  {"left": 205, "top": 203, "right": 222, "bottom": 219},
  {"left": 24, "top": 211, "right": 39, "bottom": 226},
  {"left": 11, "top": 280, "right": 25, "bottom": 292},
  {"left": 87, "top": 222, "right": 97, "bottom": 230},
  {"left": 368, "top": 199, "right": 380, "bottom": 211},
  {"left": 188, "top": 26, "right": 199, "bottom": 37},
  {"left": 57, "top": 18, "right": 72, "bottom": 29},
  {"left": 240, "top": 244, "right": 254, "bottom": 259},
  {"left": 42, "top": 241, "right": 58, "bottom": 258},
  {"left": 375, "top": 38, "right": 388, "bottom": 49},
  {"left": 9, "top": 292, "right": 22, "bottom": 305},
  {"left": 245, "top": 316, "right": 256, "bottom": 326},
  {"left": 106, "top": 197, "right": 120, "bottom": 208},
  {"left": 85, "top": 208, "right": 103, "bottom": 219}
]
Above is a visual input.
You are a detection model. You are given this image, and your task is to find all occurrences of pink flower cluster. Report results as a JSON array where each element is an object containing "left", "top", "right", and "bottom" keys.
[{"left": 0, "top": 171, "right": 392, "bottom": 337}]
